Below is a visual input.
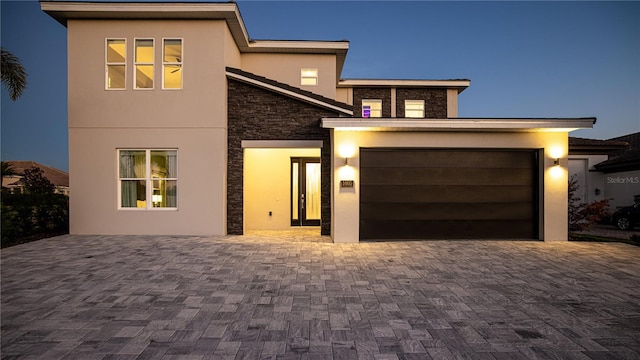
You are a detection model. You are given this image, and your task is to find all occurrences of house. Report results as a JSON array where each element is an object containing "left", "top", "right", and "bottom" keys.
[
  {"left": 569, "top": 132, "right": 640, "bottom": 210},
  {"left": 42, "top": 1, "right": 595, "bottom": 242},
  {"left": 1, "top": 160, "right": 70, "bottom": 195}
]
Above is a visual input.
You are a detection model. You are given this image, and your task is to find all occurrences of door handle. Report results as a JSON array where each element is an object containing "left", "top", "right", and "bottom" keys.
[{"left": 301, "top": 193, "right": 305, "bottom": 209}]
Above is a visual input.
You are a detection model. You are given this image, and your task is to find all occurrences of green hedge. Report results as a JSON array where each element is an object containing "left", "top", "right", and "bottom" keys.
[{"left": 1, "top": 193, "right": 69, "bottom": 247}]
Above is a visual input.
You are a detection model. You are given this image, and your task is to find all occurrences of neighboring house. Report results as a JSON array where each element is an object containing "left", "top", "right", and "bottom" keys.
[
  {"left": 1, "top": 161, "right": 70, "bottom": 195},
  {"left": 569, "top": 132, "right": 640, "bottom": 210},
  {"left": 42, "top": 1, "right": 595, "bottom": 242}
]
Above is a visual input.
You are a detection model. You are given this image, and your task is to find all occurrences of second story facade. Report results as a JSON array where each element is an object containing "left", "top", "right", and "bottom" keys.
[{"left": 43, "top": 1, "right": 467, "bottom": 129}]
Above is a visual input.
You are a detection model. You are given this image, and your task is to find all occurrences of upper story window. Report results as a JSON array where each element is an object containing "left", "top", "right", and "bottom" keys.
[
  {"left": 362, "top": 99, "right": 382, "bottom": 118},
  {"left": 106, "top": 39, "right": 126, "bottom": 89},
  {"left": 301, "top": 68, "right": 318, "bottom": 86},
  {"left": 119, "top": 149, "right": 178, "bottom": 209},
  {"left": 405, "top": 100, "right": 425, "bottom": 118},
  {"left": 163, "top": 39, "right": 182, "bottom": 89},
  {"left": 135, "top": 39, "right": 154, "bottom": 89}
]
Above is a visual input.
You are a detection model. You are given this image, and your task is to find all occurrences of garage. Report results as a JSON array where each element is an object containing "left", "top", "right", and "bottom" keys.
[{"left": 359, "top": 148, "right": 539, "bottom": 240}]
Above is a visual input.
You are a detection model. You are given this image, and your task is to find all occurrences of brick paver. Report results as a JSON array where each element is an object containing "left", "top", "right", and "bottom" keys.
[{"left": 1, "top": 231, "right": 639, "bottom": 359}]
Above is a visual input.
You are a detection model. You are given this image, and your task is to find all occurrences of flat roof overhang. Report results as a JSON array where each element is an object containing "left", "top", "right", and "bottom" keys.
[
  {"left": 41, "top": 1, "right": 350, "bottom": 78},
  {"left": 338, "top": 79, "right": 471, "bottom": 93},
  {"left": 321, "top": 117, "right": 597, "bottom": 132}
]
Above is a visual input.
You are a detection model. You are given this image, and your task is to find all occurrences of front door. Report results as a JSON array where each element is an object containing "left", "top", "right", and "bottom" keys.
[{"left": 291, "top": 157, "right": 321, "bottom": 226}]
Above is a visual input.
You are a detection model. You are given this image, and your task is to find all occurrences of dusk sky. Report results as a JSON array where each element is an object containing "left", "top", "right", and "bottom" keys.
[{"left": 1, "top": 0, "right": 639, "bottom": 172}]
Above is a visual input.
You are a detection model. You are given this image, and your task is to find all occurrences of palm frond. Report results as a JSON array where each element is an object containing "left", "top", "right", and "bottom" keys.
[
  {"left": 1, "top": 161, "right": 18, "bottom": 177},
  {"left": 1, "top": 47, "right": 28, "bottom": 101}
]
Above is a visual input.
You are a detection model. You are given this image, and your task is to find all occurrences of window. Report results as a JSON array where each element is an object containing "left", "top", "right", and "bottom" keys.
[
  {"left": 405, "top": 100, "right": 424, "bottom": 118},
  {"left": 301, "top": 68, "right": 318, "bottom": 86},
  {"left": 119, "top": 149, "right": 177, "bottom": 209},
  {"left": 106, "top": 39, "right": 126, "bottom": 89},
  {"left": 362, "top": 99, "right": 382, "bottom": 118},
  {"left": 135, "top": 39, "right": 154, "bottom": 89},
  {"left": 163, "top": 39, "right": 182, "bottom": 89}
]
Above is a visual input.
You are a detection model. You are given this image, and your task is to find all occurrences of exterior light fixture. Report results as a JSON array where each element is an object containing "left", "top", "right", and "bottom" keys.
[
  {"left": 339, "top": 143, "right": 356, "bottom": 166},
  {"left": 553, "top": 158, "right": 560, "bottom": 166}
]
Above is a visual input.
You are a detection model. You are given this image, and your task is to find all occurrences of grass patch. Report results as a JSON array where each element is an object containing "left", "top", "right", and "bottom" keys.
[{"left": 570, "top": 232, "right": 640, "bottom": 246}]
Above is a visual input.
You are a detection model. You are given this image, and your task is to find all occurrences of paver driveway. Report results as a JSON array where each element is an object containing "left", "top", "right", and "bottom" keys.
[{"left": 2, "top": 231, "right": 639, "bottom": 360}]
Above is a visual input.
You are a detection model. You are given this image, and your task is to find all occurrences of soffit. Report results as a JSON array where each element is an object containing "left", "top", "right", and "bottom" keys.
[
  {"left": 321, "top": 118, "right": 596, "bottom": 132},
  {"left": 41, "top": 1, "right": 349, "bottom": 73},
  {"left": 338, "top": 79, "right": 471, "bottom": 93},
  {"left": 41, "top": 2, "right": 343, "bottom": 50}
]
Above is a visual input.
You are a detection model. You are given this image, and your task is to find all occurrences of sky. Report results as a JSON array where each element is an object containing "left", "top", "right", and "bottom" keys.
[{"left": 1, "top": 0, "right": 639, "bottom": 172}]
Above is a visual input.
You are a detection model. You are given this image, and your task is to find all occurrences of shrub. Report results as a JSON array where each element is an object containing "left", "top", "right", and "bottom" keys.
[
  {"left": 568, "top": 174, "right": 611, "bottom": 232},
  {"left": 1, "top": 193, "right": 68, "bottom": 247}
]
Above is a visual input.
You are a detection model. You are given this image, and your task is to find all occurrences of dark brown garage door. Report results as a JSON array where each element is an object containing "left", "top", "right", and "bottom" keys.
[{"left": 360, "top": 149, "right": 538, "bottom": 240}]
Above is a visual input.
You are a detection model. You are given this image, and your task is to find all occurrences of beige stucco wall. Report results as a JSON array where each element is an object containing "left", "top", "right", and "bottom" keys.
[
  {"left": 69, "top": 128, "right": 226, "bottom": 235},
  {"left": 67, "top": 19, "right": 231, "bottom": 235},
  {"left": 223, "top": 25, "right": 242, "bottom": 68},
  {"left": 336, "top": 88, "right": 352, "bottom": 105},
  {"left": 241, "top": 53, "right": 337, "bottom": 99},
  {"left": 244, "top": 148, "right": 320, "bottom": 230},
  {"left": 330, "top": 130, "right": 570, "bottom": 243},
  {"left": 68, "top": 19, "right": 228, "bottom": 128},
  {"left": 447, "top": 89, "right": 459, "bottom": 117}
]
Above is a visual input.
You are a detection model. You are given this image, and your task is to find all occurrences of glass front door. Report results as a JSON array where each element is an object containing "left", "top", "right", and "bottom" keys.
[{"left": 291, "top": 157, "right": 321, "bottom": 226}]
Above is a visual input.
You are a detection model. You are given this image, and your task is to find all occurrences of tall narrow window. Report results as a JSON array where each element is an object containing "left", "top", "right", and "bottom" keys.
[
  {"left": 362, "top": 99, "right": 382, "bottom": 118},
  {"left": 135, "top": 39, "right": 154, "bottom": 89},
  {"left": 106, "top": 39, "right": 126, "bottom": 89},
  {"left": 301, "top": 68, "right": 318, "bottom": 86},
  {"left": 119, "top": 149, "right": 178, "bottom": 209},
  {"left": 405, "top": 100, "right": 425, "bottom": 118},
  {"left": 163, "top": 39, "right": 182, "bottom": 89}
]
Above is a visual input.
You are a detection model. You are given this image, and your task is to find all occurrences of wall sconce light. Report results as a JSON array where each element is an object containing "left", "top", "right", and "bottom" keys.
[
  {"left": 553, "top": 158, "right": 560, "bottom": 166},
  {"left": 595, "top": 188, "right": 601, "bottom": 196},
  {"left": 339, "top": 143, "right": 355, "bottom": 166}
]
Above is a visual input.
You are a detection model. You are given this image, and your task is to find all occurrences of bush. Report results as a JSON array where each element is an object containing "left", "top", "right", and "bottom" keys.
[
  {"left": 1, "top": 193, "right": 69, "bottom": 247},
  {"left": 568, "top": 174, "right": 611, "bottom": 232}
]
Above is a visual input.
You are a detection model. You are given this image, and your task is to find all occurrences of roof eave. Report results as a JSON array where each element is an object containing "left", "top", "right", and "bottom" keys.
[
  {"left": 226, "top": 69, "right": 353, "bottom": 115},
  {"left": 40, "top": 2, "right": 349, "bottom": 54},
  {"left": 338, "top": 79, "right": 471, "bottom": 92},
  {"left": 41, "top": 1, "right": 350, "bottom": 79},
  {"left": 321, "top": 118, "right": 596, "bottom": 132}
]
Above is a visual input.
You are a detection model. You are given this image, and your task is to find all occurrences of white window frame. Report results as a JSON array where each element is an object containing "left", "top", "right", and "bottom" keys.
[
  {"left": 162, "top": 38, "right": 183, "bottom": 90},
  {"left": 118, "top": 149, "right": 178, "bottom": 210},
  {"left": 405, "top": 100, "right": 425, "bottom": 118},
  {"left": 134, "top": 38, "right": 154, "bottom": 90},
  {"left": 105, "top": 38, "right": 126, "bottom": 90},
  {"left": 362, "top": 99, "right": 382, "bottom": 118},
  {"left": 301, "top": 68, "right": 318, "bottom": 86}
]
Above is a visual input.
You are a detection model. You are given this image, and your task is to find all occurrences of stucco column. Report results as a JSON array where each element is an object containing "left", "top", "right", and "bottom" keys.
[
  {"left": 331, "top": 130, "right": 360, "bottom": 243},
  {"left": 543, "top": 133, "right": 569, "bottom": 241}
]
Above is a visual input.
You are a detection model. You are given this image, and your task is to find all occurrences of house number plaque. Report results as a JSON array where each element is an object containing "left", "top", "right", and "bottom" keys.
[{"left": 340, "top": 180, "right": 355, "bottom": 188}]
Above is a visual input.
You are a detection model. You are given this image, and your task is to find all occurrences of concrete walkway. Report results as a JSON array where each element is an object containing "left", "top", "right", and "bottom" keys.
[{"left": 2, "top": 232, "right": 639, "bottom": 360}]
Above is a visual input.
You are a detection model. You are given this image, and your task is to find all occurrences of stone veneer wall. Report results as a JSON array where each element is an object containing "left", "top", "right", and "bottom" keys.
[
  {"left": 396, "top": 88, "right": 447, "bottom": 118},
  {"left": 227, "top": 79, "right": 341, "bottom": 235},
  {"left": 353, "top": 88, "right": 392, "bottom": 118}
]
